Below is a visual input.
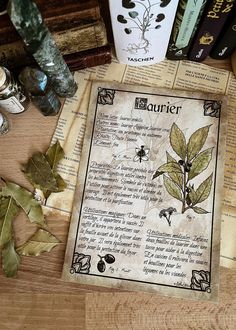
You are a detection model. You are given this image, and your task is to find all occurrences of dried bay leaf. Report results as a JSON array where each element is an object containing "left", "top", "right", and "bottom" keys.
[
  {"left": 22, "top": 153, "right": 59, "bottom": 192},
  {"left": 188, "top": 148, "right": 213, "bottom": 180},
  {"left": 17, "top": 228, "right": 60, "bottom": 256},
  {"left": 46, "top": 140, "right": 65, "bottom": 170},
  {"left": 1, "top": 181, "right": 46, "bottom": 227},
  {"left": 0, "top": 197, "right": 19, "bottom": 247},
  {"left": 2, "top": 240, "right": 20, "bottom": 277},
  {"left": 194, "top": 174, "right": 213, "bottom": 205}
]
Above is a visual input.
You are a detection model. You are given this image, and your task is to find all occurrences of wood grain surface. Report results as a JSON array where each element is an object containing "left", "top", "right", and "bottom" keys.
[{"left": 0, "top": 58, "right": 235, "bottom": 330}]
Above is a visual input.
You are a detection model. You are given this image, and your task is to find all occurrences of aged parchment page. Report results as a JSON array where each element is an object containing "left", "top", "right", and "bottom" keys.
[
  {"left": 45, "top": 59, "right": 236, "bottom": 269},
  {"left": 62, "top": 81, "right": 226, "bottom": 301}
]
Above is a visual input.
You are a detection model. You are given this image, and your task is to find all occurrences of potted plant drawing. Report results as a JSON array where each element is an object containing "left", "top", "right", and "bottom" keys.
[
  {"left": 153, "top": 123, "right": 214, "bottom": 214},
  {"left": 117, "top": 0, "right": 171, "bottom": 54}
]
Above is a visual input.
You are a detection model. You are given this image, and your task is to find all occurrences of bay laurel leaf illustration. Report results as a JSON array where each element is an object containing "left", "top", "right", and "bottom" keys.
[
  {"left": 0, "top": 197, "right": 19, "bottom": 247},
  {"left": 16, "top": 228, "right": 60, "bottom": 256},
  {"left": 158, "top": 161, "right": 183, "bottom": 174},
  {"left": 163, "top": 175, "right": 182, "bottom": 201},
  {"left": 188, "top": 188, "right": 198, "bottom": 205},
  {"left": 170, "top": 123, "right": 186, "bottom": 160},
  {"left": 152, "top": 170, "right": 164, "bottom": 180},
  {"left": 166, "top": 152, "right": 183, "bottom": 188},
  {"left": 187, "top": 125, "right": 211, "bottom": 161},
  {"left": 1, "top": 181, "right": 46, "bottom": 227},
  {"left": 188, "top": 148, "right": 213, "bottom": 180},
  {"left": 45, "top": 140, "right": 65, "bottom": 170},
  {"left": 2, "top": 239, "right": 20, "bottom": 277},
  {"left": 193, "top": 174, "right": 213, "bottom": 205},
  {"left": 22, "top": 153, "right": 58, "bottom": 192},
  {"left": 192, "top": 206, "right": 209, "bottom": 214}
]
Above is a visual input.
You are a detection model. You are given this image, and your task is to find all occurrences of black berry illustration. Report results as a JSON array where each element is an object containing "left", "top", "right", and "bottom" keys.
[
  {"left": 97, "top": 259, "right": 106, "bottom": 273},
  {"left": 104, "top": 254, "right": 116, "bottom": 264},
  {"left": 97, "top": 254, "right": 115, "bottom": 273}
]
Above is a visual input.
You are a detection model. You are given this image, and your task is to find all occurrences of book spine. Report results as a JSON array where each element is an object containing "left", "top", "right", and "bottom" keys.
[
  {"left": 0, "top": 45, "right": 111, "bottom": 72},
  {"left": 0, "top": 19, "right": 108, "bottom": 68},
  {"left": 210, "top": 11, "right": 236, "bottom": 59},
  {"left": 166, "top": 0, "right": 207, "bottom": 60},
  {"left": 188, "top": 0, "right": 236, "bottom": 61},
  {"left": 0, "top": 0, "right": 100, "bottom": 45},
  {"left": 109, "top": 0, "right": 178, "bottom": 66},
  {"left": 64, "top": 45, "right": 112, "bottom": 71}
]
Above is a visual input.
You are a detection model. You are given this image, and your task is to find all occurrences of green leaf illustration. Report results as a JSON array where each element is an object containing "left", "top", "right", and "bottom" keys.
[
  {"left": 170, "top": 123, "right": 186, "bottom": 160},
  {"left": 0, "top": 197, "right": 19, "bottom": 247},
  {"left": 163, "top": 175, "right": 182, "bottom": 201},
  {"left": 188, "top": 148, "right": 213, "bottom": 180},
  {"left": 1, "top": 181, "right": 46, "bottom": 227},
  {"left": 22, "top": 153, "right": 58, "bottom": 192},
  {"left": 2, "top": 240, "right": 20, "bottom": 277},
  {"left": 192, "top": 206, "right": 209, "bottom": 214},
  {"left": 166, "top": 152, "right": 183, "bottom": 188},
  {"left": 193, "top": 174, "right": 213, "bottom": 205},
  {"left": 152, "top": 170, "right": 164, "bottom": 180},
  {"left": 188, "top": 187, "right": 197, "bottom": 205},
  {"left": 158, "top": 162, "right": 183, "bottom": 174},
  {"left": 44, "top": 140, "right": 67, "bottom": 198},
  {"left": 187, "top": 125, "right": 210, "bottom": 161},
  {"left": 17, "top": 229, "right": 60, "bottom": 256},
  {"left": 45, "top": 140, "right": 65, "bottom": 170}
]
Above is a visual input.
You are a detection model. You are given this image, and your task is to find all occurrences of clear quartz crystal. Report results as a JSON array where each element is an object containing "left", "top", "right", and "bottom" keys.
[{"left": 0, "top": 112, "right": 10, "bottom": 135}]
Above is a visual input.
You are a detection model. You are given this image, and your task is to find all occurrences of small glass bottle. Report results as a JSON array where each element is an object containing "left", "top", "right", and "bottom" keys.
[
  {"left": 0, "top": 66, "right": 30, "bottom": 114},
  {"left": 0, "top": 111, "right": 10, "bottom": 136}
]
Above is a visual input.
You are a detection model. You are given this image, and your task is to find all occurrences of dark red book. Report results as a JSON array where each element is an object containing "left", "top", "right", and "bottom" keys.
[{"left": 188, "top": 0, "right": 236, "bottom": 61}]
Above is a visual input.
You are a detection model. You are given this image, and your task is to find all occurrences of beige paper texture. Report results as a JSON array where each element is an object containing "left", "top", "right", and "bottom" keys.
[
  {"left": 45, "top": 58, "right": 236, "bottom": 269},
  {"left": 62, "top": 81, "right": 226, "bottom": 301}
]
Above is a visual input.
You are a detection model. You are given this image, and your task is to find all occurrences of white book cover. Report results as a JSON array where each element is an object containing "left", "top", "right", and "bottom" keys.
[{"left": 109, "top": 0, "right": 179, "bottom": 66}]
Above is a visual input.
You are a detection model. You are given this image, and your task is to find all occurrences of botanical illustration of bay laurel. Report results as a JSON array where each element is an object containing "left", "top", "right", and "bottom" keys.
[{"left": 153, "top": 123, "right": 213, "bottom": 214}]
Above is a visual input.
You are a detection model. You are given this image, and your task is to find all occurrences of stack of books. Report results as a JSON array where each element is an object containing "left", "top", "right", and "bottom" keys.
[
  {"left": 0, "top": 0, "right": 112, "bottom": 71},
  {"left": 166, "top": 0, "right": 236, "bottom": 62}
]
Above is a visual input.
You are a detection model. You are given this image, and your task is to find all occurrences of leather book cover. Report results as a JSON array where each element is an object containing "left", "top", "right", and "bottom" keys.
[
  {"left": 210, "top": 8, "right": 236, "bottom": 59},
  {"left": 166, "top": 0, "right": 207, "bottom": 60},
  {"left": 188, "top": 0, "right": 236, "bottom": 62},
  {"left": 64, "top": 45, "right": 112, "bottom": 72},
  {"left": 0, "top": 0, "right": 100, "bottom": 45},
  {"left": 0, "top": 19, "right": 108, "bottom": 69}
]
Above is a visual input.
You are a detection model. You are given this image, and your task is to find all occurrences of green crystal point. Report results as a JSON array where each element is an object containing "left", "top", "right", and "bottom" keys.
[{"left": 8, "top": 0, "right": 77, "bottom": 97}]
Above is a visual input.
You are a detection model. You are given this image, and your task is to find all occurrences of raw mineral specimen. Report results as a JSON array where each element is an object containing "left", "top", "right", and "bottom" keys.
[
  {"left": 19, "top": 66, "right": 61, "bottom": 116},
  {"left": 7, "top": 0, "right": 77, "bottom": 97}
]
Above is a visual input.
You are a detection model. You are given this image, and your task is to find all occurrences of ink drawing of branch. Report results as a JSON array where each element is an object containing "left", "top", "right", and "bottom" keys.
[
  {"left": 153, "top": 123, "right": 213, "bottom": 214},
  {"left": 117, "top": 0, "right": 171, "bottom": 54}
]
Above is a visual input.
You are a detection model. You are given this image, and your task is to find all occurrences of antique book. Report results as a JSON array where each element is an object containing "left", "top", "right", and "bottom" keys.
[
  {"left": 62, "top": 81, "right": 226, "bottom": 301},
  {"left": 0, "top": 0, "right": 100, "bottom": 45},
  {"left": 0, "top": 19, "right": 108, "bottom": 69},
  {"left": 108, "top": 0, "right": 178, "bottom": 65},
  {"left": 166, "top": 0, "right": 207, "bottom": 60},
  {"left": 210, "top": 9, "right": 236, "bottom": 59},
  {"left": 64, "top": 45, "right": 112, "bottom": 72},
  {"left": 188, "top": 0, "right": 236, "bottom": 61}
]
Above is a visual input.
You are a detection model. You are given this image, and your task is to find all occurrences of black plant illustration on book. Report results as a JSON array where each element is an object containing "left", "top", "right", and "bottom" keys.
[
  {"left": 97, "top": 254, "right": 115, "bottom": 273},
  {"left": 153, "top": 123, "right": 213, "bottom": 214},
  {"left": 159, "top": 207, "right": 176, "bottom": 226},
  {"left": 134, "top": 145, "right": 150, "bottom": 162},
  {"left": 190, "top": 270, "right": 211, "bottom": 292},
  {"left": 117, "top": 0, "right": 171, "bottom": 54},
  {"left": 70, "top": 253, "right": 91, "bottom": 274}
]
